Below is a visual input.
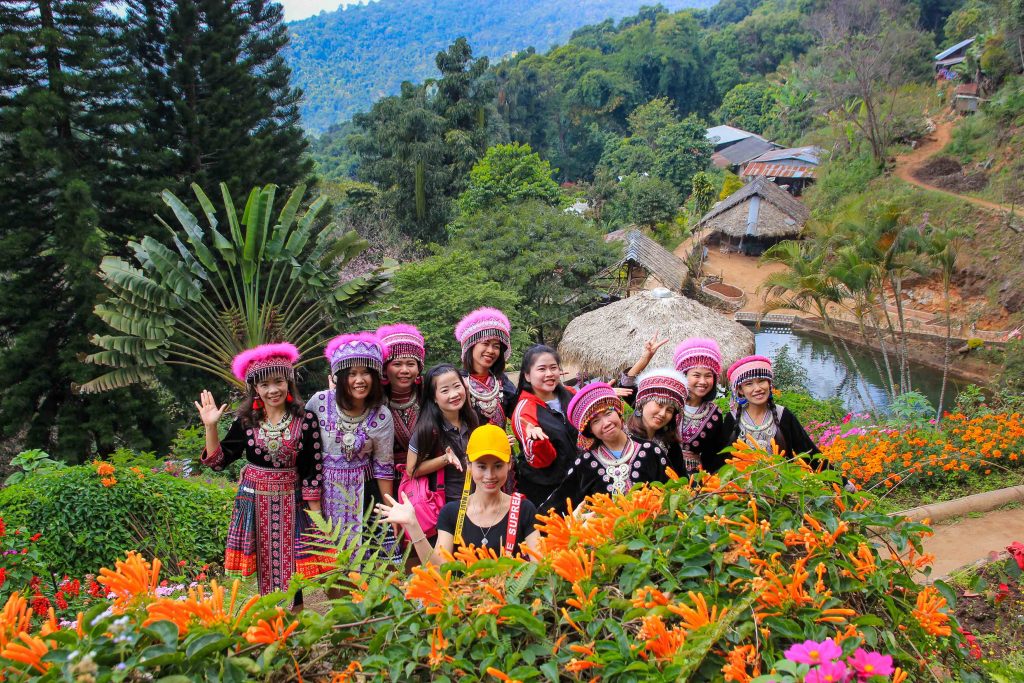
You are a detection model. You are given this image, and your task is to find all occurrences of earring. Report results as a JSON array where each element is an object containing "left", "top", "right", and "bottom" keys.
[
  {"left": 253, "top": 398, "right": 263, "bottom": 410},
  {"left": 381, "top": 376, "right": 389, "bottom": 385},
  {"left": 286, "top": 393, "right": 293, "bottom": 403},
  {"left": 415, "top": 376, "right": 422, "bottom": 385}
]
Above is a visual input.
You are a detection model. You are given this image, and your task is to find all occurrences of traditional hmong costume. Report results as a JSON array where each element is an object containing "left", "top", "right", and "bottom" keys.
[
  {"left": 455, "top": 308, "right": 517, "bottom": 426},
  {"left": 673, "top": 338, "right": 733, "bottom": 474},
  {"left": 201, "top": 343, "right": 324, "bottom": 596},
  {"left": 307, "top": 333, "right": 396, "bottom": 555},
  {"left": 726, "top": 355, "right": 820, "bottom": 459},
  {"left": 556, "top": 382, "right": 668, "bottom": 509},
  {"left": 376, "top": 323, "right": 426, "bottom": 461},
  {"left": 626, "top": 369, "right": 689, "bottom": 476}
]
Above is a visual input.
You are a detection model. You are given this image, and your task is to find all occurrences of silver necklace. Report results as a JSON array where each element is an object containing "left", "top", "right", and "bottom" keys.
[
  {"left": 471, "top": 502, "right": 504, "bottom": 547},
  {"left": 740, "top": 409, "right": 775, "bottom": 450},
  {"left": 259, "top": 413, "right": 292, "bottom": 453},
  {"left": 338, "top": 409, "right": 369, "bottom": 449}
]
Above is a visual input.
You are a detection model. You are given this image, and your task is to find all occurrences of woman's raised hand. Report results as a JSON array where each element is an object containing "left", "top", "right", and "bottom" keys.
[
  {"left": 375, "top": 492, "right": 418, "bottom": 527},
  {"left": 194, "top": 390, "right": 228, "bottom": 427},
  {"left": 642, "top": 330, "right": 670, "bottom": 358}
]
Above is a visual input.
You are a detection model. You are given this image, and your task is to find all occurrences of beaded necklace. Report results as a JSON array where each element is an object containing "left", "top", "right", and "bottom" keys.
[
  {"left": 468, "top": 373, "right": 504, "bottom": 424},
  {"left": 739, "top": 407, "right": 776, "bottom": 451},
  {"left": 327, "top": 391, "right": 372, "bottom": 459},
  {"left": 257, "top": 413, "right": 294, "bottom": 467},
  {"left": 592, "top": 439, "right": 640, "bottom": 495},
  {"left": 389, "top": 390, "right": 419, "bottom": 451}
]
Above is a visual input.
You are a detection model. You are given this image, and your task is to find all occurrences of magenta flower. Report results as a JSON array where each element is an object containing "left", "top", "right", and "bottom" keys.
[
  {"left": 784, "top": 638, "right": 843, "bottom": 666},
  {"left": 804, "top": 660, "right": 851, "bottom": 683},
  {"left": 847, "top": 648, "right": 893, "bottom": 679}
]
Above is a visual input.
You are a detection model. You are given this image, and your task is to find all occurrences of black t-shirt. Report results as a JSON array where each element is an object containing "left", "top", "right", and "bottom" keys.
[{"left": 436, "top": 496, "right": 538, "bottom": 557}]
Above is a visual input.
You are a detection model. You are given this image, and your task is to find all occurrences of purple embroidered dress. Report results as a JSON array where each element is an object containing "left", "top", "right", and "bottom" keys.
[{"left": 306, "top": 390, "right": 395, "bottom": 542}]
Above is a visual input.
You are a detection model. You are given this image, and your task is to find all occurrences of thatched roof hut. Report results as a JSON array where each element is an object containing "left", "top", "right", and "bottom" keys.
[
  {"left": 698, "top": 177, "right": 809, "bottom": 237},
  {"left": 558, "top": 288, "right": 755, "bottom": 377},
  {"left": 601, "top": 229, "right": 688, "bottom": 294}
]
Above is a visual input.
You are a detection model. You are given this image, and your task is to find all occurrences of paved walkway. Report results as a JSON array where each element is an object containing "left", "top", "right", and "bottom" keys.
[{"left": 920, "top": 506, "right": 1024, "bottom": 580}]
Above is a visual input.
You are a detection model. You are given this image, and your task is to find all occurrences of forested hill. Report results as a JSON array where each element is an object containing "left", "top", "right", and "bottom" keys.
[{"left": 285, "top": 0, "right": 714, "bottom": 132}]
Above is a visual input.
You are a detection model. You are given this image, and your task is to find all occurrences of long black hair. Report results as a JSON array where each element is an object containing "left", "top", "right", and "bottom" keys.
[
  {"left": 515, "top": 344, "right": 573, "bottom": 412},
  {"left": 461, "top": 341, "right": 507, "bottom": 377},
  {"left": 411, "top": 364, "right": 479, "bottom": 475},
  {"left": 334, "top": 366, "right": 386, "bottom": 412},
  {"left": 236, "top": 375, "right": 305, "bottom": 429}
]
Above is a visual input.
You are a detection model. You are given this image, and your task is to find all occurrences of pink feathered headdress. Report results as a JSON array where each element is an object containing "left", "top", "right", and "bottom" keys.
[
  {"left": 376, "top": 323, "right": 425, "bottom": 365},
  {"left": 673, "top": 337, "right": 722, "bottom": 377},
  {"left": 325, "top": 332, "right": 387, "bottom": 375},
  {"left": 454, "top": 307, "right": 511, "bottom": 356},
  {"left": 231, "top": 342, "right": 300, "bottom": 384}
]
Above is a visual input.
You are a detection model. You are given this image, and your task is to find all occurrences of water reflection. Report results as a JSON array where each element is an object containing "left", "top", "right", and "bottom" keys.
[{"left": 753, "top": 327, "right": 962, "bottom": 413}]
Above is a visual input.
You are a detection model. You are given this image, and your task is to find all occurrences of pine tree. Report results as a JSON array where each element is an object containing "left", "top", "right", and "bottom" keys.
[
  {"left": 125, "top": 0, "right": 311, "bottom": 202},
  {"left": 0, "top": 0, "right": 172, "bottom": 461}
]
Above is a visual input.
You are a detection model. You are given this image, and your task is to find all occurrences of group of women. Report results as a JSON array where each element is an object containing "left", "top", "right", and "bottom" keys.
[{"left": 196, "top": 307, "right": 820, "bottom": 596}]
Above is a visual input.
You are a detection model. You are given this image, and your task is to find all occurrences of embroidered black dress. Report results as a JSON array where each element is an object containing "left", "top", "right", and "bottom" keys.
[
  {"left": 200, "top": 411, "right": 323, "bottom": 595},
  {"left": 677, "top": 402, "right": 734, "bottom": 474},
  {"left": 556, "top": 439, "right": 669, "bottom": 510}
]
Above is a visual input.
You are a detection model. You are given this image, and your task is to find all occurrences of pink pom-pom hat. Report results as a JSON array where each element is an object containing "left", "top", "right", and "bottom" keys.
[
  {"left": 454, "top": 307, "right": 511, "bottom": 357},
  {"left": 727, "top": 355, "right": 774, "bottom": 393},
  {"left": 566, "top": 381, "right": 623, "bottom": 450},
  {"left": 375, "top": 323, "right": 425, "bottom": 366},
  {"left": 636, "top": 368, "right": 688, "bottom": 413},
  {"left": 324, "top": 332, "right": 387, "bottom": 375},
  {"left": 231, "top": 342, "right": 300, "bottom": 384},
  {"left": 673, "top": 337, "right": 723, "bottom": 377}
]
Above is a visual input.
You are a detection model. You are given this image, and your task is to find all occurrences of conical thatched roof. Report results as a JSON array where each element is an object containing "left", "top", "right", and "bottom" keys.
[
  {"left": 697, "top": 176, "right": 809, "bottom": 238},
  {"left": 603, "top": 229, "right": 688, "bottom": 292},
  {"left": 558, "top": 289, "right": 755, "bottom": 376}
]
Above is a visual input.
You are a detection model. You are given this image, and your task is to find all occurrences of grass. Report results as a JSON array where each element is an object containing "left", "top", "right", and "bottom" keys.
[{"left": 870, "top": 469, "right": 1024, "bottom": 515}]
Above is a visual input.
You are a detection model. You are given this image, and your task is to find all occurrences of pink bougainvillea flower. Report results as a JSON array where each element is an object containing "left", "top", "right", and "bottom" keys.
[
  {"left": 804, "top": 660, "right": 850, "bottom": 683},
  {"left": 847, "top": 648, "right": 893, "bottom": 678},
  {"left": 1007, "top": 542, "right": 1024, "bottom": 570},
  {"left": 784, "top": 638, "right": 843, "bottom": 666}
]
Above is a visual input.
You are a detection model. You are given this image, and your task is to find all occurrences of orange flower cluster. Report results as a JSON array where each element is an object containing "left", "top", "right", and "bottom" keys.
[
  {"left": 96, "top": 550, "right": 161, "bottom": 612},
  {"left": 721, "top": 644, "right": 759, "bottom": 682},
  {"left": 144, "top": 579, "right": 259, "bottom": 635},
  {"left": 821, "top": 412, "right": 1023, "bottom": 488},
  {"left": 325, "top": 661, "right": 362, "bottom": 683},
  {"left": 0, "top": 594, "right": 56, "bottom": 674},
  {"left": 912, "top": 586, "right": 952, "bottom": 637},
  {"left": 244, "top": 607, "right": 297, "bottom": 645},
  {"left": 636, "top": 614, "right": 687, "bottom": 662},
  {"left": 92, "top": 460, "right": 117, "bottom": 487},
  {"left": 534, "top": 485, "right": 665, "bottom": 556},
  {"left": 428, "top": 625, "right": 451, "bottom": 667}
]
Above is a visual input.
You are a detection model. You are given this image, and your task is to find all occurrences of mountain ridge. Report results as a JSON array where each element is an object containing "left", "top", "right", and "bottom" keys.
[{"left": 285, "top": 0, "right": 714, "bottom": 133}]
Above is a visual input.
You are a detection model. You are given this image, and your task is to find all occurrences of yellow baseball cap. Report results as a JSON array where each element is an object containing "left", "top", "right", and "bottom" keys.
[{"left": 466, "top": 424, "right": 512, "bottom": 463}]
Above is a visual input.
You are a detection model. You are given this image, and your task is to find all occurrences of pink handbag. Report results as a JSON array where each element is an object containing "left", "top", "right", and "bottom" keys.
[{"left": 395, "top": 463, "right": 445, "bottom": 539}]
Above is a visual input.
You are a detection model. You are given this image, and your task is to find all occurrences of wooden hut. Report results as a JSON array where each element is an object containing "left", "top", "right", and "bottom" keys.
[
  {"left": 697, "top": 177, "right": 810, "bottom": 257},
  {"left": 558, "top": 288, "right": 755, "bottom": 378},
  {"left": 600, "top": 229, "right": 688, "bottom": 296}
]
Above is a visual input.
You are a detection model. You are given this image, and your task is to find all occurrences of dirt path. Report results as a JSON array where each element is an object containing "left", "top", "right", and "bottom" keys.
[
  {"left": 919, "top": 506, "right": 1024, "bottom": 580},
  {"left": 893, "top": 119, "right": 1017, "bottom": 215}
]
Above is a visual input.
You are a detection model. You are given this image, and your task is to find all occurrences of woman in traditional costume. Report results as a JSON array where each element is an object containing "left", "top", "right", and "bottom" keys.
[
  {"left": 555, "top": 382, "right": 669, "bottom": 510},
  {"left": 455, "top": 308, "right": 517, "bottom": 427},
  {"left": 376, "top": 323, "right": 426, "bottom": 466},
  {"left": 306, "top": 333, "right": 395, "bottom": 551},
  {"left": 673, "top": 338, "right": 733, "bottom": 474},
  {"left": 624, "top": 369, "right": 689, "bottom": 476},
  {"left": 376, "top": 424, "right": 540, "bottom": 562},
  {"left": 196, "top": 343, "right": 323, "bottom": 596},
  {"left": 726, "top": 355, "right": 819, "bottom": 458},
  {"left": 511, "top": 344, "right": 579, "bottom": 511}
]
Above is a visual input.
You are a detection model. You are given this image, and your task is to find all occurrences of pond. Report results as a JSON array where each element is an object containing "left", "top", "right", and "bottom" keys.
[{"left": 753, "top": 326, "right": 964, "bottom": 414}]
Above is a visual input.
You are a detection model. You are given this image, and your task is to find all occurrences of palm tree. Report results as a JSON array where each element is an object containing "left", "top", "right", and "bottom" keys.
[
  {"left": 79, "top": 183, "right": 396, "bottom": 392},
  {"left": 927, "top": 225, "right": 967, "bottom": 422}
]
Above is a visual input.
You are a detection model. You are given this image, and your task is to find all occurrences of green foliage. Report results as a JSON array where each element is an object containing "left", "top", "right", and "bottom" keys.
[
  {"left": 715, "top": 80, "right": 780, "bottom": 135},
  {"left": 0, "top": 465, "right": 233, "bottom": 576},
  {"left": 889, "top": 391, "right": 936, "bottom": 426},
  {"left": 775, "top": 390, "right": 846, "bottom": 425},
  {"left": 804, "top": 153, "right": 883, "bottom": 220},
  {"left": 82, "top": 183, "right": 393, "bottom": 391},
  {"left": 448, "top": 202, "right": 616, "bottom": 344},
  {"left": 285, "top": 0, "right": 708, "bottom": 133},
  {"left": 607, "top": 174, "right": 681, "bottom": 228},
  {"left": 349, "top": 38, "right": 493, "bottom": 242},
  {"left": 377, "top": 251, "right": 529, "bottom": 366},
  {"left": 456, "top": 143, "right": 563, "bottom": 214},
  {"left": 4, "top": 450, "right": 66, "bottom": 487},
  {"left": 308, "top": 120, "right": 360, "bottom": 180},
  {"left": 719, "top": 171, "right": 744, "bottom": 200},
  {"left": 997, "top": 338, "right": 1024, "bottom": 399},
  {"left": 770, "top": 345, "right": 809, "bottom": 393},
  {"left": 692, "top": 169, "right": 716, "bottom": 216}
]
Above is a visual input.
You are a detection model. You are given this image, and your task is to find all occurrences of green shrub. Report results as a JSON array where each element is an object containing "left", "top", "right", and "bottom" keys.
[
  {"left": 775, "top": 390, "right": 846, "bottom": 425},
  {"left": 805, "top": 152, "right": 882, "bottom": 220},
  {"left": 0, "top": 465, "right": 234, "bottom": 576}
]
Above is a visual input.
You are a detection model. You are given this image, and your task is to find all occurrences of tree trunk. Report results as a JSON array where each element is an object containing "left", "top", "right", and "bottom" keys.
[{"left": 937, "top": 282, "right": 952, "bottom": 422}]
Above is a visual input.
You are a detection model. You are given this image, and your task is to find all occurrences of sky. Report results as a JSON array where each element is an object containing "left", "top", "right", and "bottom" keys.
[{"left": 277, "top": 0, "right": 375, "bottom": 21}]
